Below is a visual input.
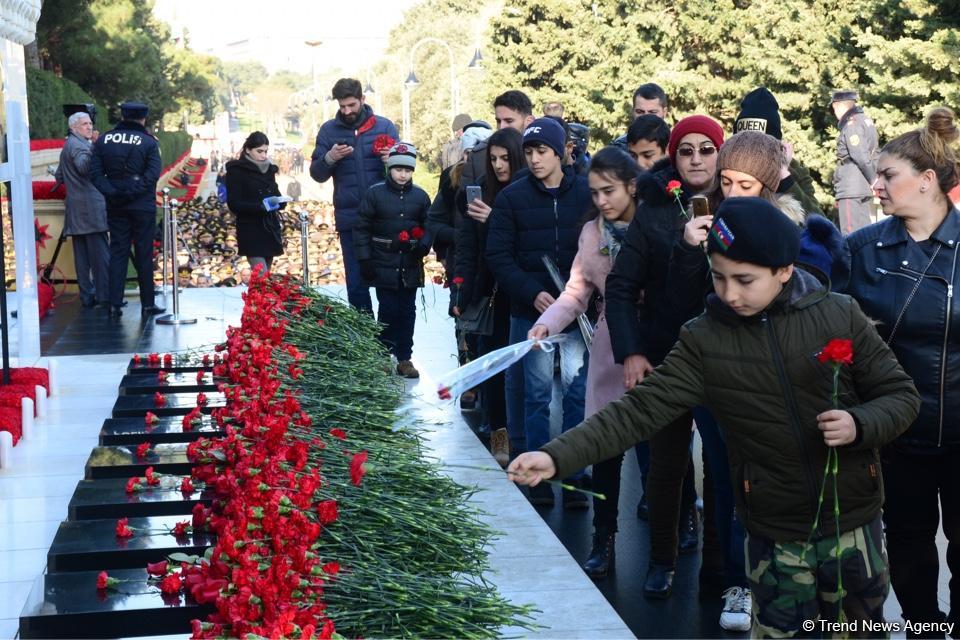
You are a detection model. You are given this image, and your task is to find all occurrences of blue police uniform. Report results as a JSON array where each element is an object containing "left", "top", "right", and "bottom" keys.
[{"left": 89, "top": 102, "right": 163, "bottom": 316}]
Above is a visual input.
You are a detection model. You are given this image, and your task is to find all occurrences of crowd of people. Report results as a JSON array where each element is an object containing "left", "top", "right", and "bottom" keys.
[{"left": 304, "top": 74, "right": 960, "bottom": 639}]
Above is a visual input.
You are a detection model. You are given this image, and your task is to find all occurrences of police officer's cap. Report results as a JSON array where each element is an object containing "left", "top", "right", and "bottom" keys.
[
  {"left": 830, "top": 90, "right": 859, "bottom": 104},
  {"left": 120, "top": 101, "right": 150, "bottom": 120}
]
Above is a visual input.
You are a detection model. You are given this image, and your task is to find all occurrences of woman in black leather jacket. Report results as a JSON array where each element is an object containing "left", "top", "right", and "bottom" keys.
[{"left": 843, "top": 107, "right": 960, "bottom": 635}]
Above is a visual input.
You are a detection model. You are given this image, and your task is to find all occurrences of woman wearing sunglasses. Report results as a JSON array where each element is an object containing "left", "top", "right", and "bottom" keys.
[{"left": 604, "top": 115, "right": 726, "bottom": 603}]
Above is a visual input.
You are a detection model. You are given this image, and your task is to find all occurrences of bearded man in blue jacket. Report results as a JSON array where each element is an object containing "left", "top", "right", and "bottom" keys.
[{"left": 310, "top": 78, "right": 399, "bottom": 313}]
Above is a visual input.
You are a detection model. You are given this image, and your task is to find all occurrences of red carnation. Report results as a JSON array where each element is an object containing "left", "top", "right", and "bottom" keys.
[
  {"left": 96, "top": 570, "right": 111, "bottom": 590},
  {"left": 398, "top": 230, "right": 410, "bottom": 242},
  {"left": 322, "top": 562, "right": 341, "bottom": 576},
  {"left": 438, "top": 385, "right": 452, "bottom": 400},
  {"left": 372, "top": 134, "right": 396, "bottom": 155},
  {"left": 144, "top": 411, "right": 159, "bottom": 425},
  {"left": 202, "top": 354, "right": 211, "bottom": 366},
  {"left": 162, "top": 354, "right": 173, "bottom": 367},
  {"left": 817, "top": 338, "right": 854, "bottom": 366},
  {"left": 350, "top": 451, "right": 368, "bottom": 486},
  {"left": 196, "top": 392, "right": 208, "bottom": 406},
  {"left": 172, "top": 520, "right": 190, "bottom": 537},
  {"left": 147, "top": 352, "right": 160, "bottom": 365},
  {"left": 411, "top": 226, "right": 425, "bottom": 240},
  {"left": 317, "top": 500, "right": 338, "bottom": 525},
  {"left": 133, "top": 354, "right": 142, "bottom": 365},
  {"left": 157, "top": 370, "right": 168, "bottom": 383},
  {"left": 136, "top": 442, "right": 150, "bottom": 460},
  {"left": 180, "top": 477, "right": 194, "bottom": 493},
  {"left": 115, "top": 518, "right": 134, "bottom": 538},
  {"left": 154, "top": 392, "right": 166, "bottom": 408},
  {"left": 452, "top": 277, "right": 464, "bottom": 286},
  {"left": 125, "top": 477, "right": 141, "bottom": 494},
  {"left": 329, "top": 428, "right": 347, "bottom": 440},
  {"left": 666, "top": 179, "right": 682, "bottom": 196},
  {"left": 159, "top": 572, "right": 183, "bottom": 594},
  {"left": 191, "top": 503, "right": 207, "bottom": 529},
  {"left": 146, "top": 560, "right": 168, "bottom": 576},
  {"left": 145, "top": 466, "right": 160, "bottom": 486}
]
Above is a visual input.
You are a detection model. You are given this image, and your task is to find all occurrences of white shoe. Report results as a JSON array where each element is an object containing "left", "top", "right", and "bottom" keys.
[{"left": 719, "top": 586, "right": 752, "bottom": 632}]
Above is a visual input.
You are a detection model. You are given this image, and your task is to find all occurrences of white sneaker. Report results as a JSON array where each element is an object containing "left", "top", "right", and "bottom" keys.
[{"left": 720, "top": 586, "right": 752, "bottom": 632}]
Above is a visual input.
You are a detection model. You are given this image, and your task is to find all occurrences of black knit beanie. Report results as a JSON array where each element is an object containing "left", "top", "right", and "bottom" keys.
[
  {"left": 735, "top": 87, "right": 783, "bottom": 141},
  {"left": 707, "top": 197, "right": 800, "bottom": 268}
]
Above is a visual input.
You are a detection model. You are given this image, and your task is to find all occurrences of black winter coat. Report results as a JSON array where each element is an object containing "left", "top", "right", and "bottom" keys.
[
  {"left": 455, "top": 183, "right": 495, "bottom": 309},
  {"left": 426, "top": 164, "right": 459, "bottom": 266},
  {"left": 485, "top": 167, "right": 591, "bottom": 319},
  {"left": 89, "top": 120, "right": 161, "bottom": 213},
  {"left": 224, "top": 158, "right": 284, "bottom": 258},
  {"left": 354, "top": 177, "right": 432, "bottom": 289},
  {"left": 605, "top": 159, "right": 695, "bottom": 365},
  {"left": 842, "top": 208, "right": 960, "bottom": 450}
]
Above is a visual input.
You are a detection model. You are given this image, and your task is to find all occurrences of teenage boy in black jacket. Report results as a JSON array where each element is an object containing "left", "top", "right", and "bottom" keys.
[{"left": 486, "top": 118, "right": 592, "bottom": 508}]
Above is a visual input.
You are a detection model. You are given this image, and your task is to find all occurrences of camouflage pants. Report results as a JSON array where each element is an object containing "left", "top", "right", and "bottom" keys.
[{"left": 747, "top": 516, "right": 890, "bottom": 638}]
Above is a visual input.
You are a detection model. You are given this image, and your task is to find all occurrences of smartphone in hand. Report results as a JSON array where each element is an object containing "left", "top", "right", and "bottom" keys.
[
  {"left": 466, "top": 185, "right": 482, "bottom": 204},
  {"left": 691, "top": 195, "right": 710, "bottom": 218}
]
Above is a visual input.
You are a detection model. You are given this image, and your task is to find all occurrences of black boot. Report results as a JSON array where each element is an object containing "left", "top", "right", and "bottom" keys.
[
  {"left": 643, "top": 562, "right": 675, "bottom": 599},
  {"left": 677, "top": 504, "right": 700, "bottom": 554},
  {"left": 583, "top": 527, "right": 616, "bottom": 579}
]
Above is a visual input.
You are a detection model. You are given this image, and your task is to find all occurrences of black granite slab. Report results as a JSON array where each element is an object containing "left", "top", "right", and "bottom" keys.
[
  {"left": 99, "top": 416, "right": 224, "bottom": 446},
  {"left": 19, "top": 568, "right": 215, "bottom": 639},
  {"left": 85, "top": 445, "right": 193, "bottom": 480},
  {"left": 48, "top": 515, "right": 216, "bottom": 572},
  {"left": 127, "top": 358, "right": 212, "bottom": 375},
  {"left": 68, "top": 477, "right": 213, "bottom": 520},
  {"left": 119, "top": 372, "right": 218, "bottom": 396},
  {"left": 111, "top": 392, "right": 225, "bottom": 418}
]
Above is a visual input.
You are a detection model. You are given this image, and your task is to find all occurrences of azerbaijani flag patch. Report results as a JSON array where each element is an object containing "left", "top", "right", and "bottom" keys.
[{"left": 710, "top": 218, "right": 735, "bottom": 251}]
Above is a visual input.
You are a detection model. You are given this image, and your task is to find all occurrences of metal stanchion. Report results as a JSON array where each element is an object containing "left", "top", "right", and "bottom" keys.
[
  {"left": 299, "top": 210, "right": 310, "bottom": 286},
  {"left": 156, "top": 199, "right": 197, "bottom": 325},
  {"left": 160, "top": 188, "right": 171, "bottom": 293}
]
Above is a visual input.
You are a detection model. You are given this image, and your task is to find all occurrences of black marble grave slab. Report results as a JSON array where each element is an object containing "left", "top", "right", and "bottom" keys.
[
  {"left": 99, "top": 416, "right": 224, "bottom": 446},
  {"left": 48, "top": 515, "right": 216, "bottom": 572},
  {"left": 19, "top": 568, "right": 215, "bottom": 639},
  {"left": 69, "top": 477, "right": 213, "bottom": 520},
  {"left": 127, "top": 357, "right": 212, "bottom": 375},
  {"left": 112, "top": 392, "right": 225, "bottom": 418},
  {"left": 85, "top": 444, "right": 193, "bottom": 479},
  {"left": 119, "top": 372, "right": 218, "bottom": 396}
]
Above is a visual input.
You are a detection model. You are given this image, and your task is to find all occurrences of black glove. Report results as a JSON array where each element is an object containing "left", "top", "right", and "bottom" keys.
[{"left": 359, "top": 260, "right": 376, "bottom": 282}]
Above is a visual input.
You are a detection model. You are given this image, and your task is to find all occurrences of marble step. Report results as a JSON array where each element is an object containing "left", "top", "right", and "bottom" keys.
[
  {"left": 68, "top": 477, "right": 212, "bottom": 520},
  {"left": 19, "top": 567, "right": 214, "bottom": 638},
  {"left": 85, "top": 444, "right": 192, "bottom": 480},
  {"left": 111, "top": 392, "right": 225, "bottom": 418},
  {"left": 127, "top": 357, "right": 212, "bottom": 375},
  {"left": 99, "top": 416, "right": 224, "bottom": 446},
  {"left": 48, "top": 515, "right": 215, "bottom": 572}
]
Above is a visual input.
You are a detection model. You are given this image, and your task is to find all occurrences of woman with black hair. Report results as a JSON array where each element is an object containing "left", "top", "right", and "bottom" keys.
[
  {"left": 455, "top": 127, "right": 525, "bottom": 466},
  {"left": 224, "top": 131, "right": 285, "bottom": 273},
  {"left": 527, "top": 146, "right": 639, "bottom": 577}
]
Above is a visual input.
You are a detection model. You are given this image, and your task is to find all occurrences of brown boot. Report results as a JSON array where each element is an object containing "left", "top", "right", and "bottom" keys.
[
  {"left": 396, "top": 360, "right": 420, "bottom": 379},
  {"left": 490, "top": 428, "right": 509, "bottom": 468}
]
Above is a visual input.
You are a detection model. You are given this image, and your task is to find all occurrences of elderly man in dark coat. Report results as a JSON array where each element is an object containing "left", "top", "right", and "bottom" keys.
[{"left": 55, "top": 111, "right": 110, "bottom": 308}]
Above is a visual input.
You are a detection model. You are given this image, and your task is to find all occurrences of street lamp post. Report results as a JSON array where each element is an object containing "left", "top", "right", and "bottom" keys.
[{"left": 402, "top": 37, "right": 462, "bottom": 142}]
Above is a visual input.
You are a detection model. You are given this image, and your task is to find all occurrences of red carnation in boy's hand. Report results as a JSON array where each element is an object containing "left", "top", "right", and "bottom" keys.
[
  {"left": 398, "top": 230, "right": 410, "bottom": 242},
  {"left": 817, "top": 338, "right": 853, "bottom": 366},
  {"left": 411, "top": 226, "right": 425, "bottom": 240}
]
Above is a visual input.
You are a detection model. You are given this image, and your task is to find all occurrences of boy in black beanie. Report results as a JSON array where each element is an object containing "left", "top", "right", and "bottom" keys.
[{"left": 509, "top": 197, "right": 920, "bottom": 636}]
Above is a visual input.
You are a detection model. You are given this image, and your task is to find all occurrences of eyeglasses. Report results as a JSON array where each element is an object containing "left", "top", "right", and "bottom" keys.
[{"left": 676, "top": 145, "right": 717, "bottom": 157}]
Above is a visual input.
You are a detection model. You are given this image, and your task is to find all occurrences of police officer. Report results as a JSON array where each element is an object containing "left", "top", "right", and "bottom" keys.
[
  {"left": 831, "top": 89, "right": 879, "bottom": 234},
  {"left": 90, "top": 101, "right": 164, "bottom": 318}
]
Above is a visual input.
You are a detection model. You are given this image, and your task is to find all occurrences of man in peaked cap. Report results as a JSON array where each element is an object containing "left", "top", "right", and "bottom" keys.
[
  {"left": 89, "top": 100, "right": 164, "bottom": 318},
  {"left": 830, "top": 89, "right": 879, "bottom": 234}
]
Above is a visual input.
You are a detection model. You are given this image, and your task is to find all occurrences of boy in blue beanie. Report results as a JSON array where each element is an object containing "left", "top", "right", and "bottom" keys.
[{"left": 509, "top": 197, "right": 920, "bottom": 636}]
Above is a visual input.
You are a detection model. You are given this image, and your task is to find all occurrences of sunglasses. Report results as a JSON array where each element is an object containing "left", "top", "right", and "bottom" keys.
[{"left": 676, "top": 145, "right": 718, "bottom": 157}]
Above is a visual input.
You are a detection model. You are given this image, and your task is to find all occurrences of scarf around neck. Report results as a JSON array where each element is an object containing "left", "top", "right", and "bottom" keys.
[
  {"left": 599, "top": 217, "right": 630, "bottom": 264},
  {"left": 244, "top": 153, "right": 271, "bottom": 174}
]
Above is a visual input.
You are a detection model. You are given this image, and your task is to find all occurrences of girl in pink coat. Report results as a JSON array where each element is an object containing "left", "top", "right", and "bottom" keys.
[{"left": 528, "top": 147, "right": 639, "bottom": 577}]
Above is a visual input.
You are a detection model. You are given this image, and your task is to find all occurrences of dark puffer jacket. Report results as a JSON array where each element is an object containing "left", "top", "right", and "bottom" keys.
[
  {"left": 485, "top": 167, "right": 591, "bottom": 319},
  {"left": 605, "top": 158, "right": 715, "bottom": 365},
  {"left": 543, "top": 269, "right": 920, "bottom": 542},
  {"left": 224, "top": 157, "right": 284, "bottom": 257},
  {"left": 842, "top": 209, "right": 960, "bottom": 451},
  {"left": 309, "top": 105, "right": 398, "bottom": 232},
  {"left": 354, "top": 176, "right": 432, "bottom": 290}
]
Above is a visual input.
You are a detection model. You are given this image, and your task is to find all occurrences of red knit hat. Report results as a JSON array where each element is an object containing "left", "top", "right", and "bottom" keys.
[{"left": 668, "top": 115, "right": 725, "bottom": 164}]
